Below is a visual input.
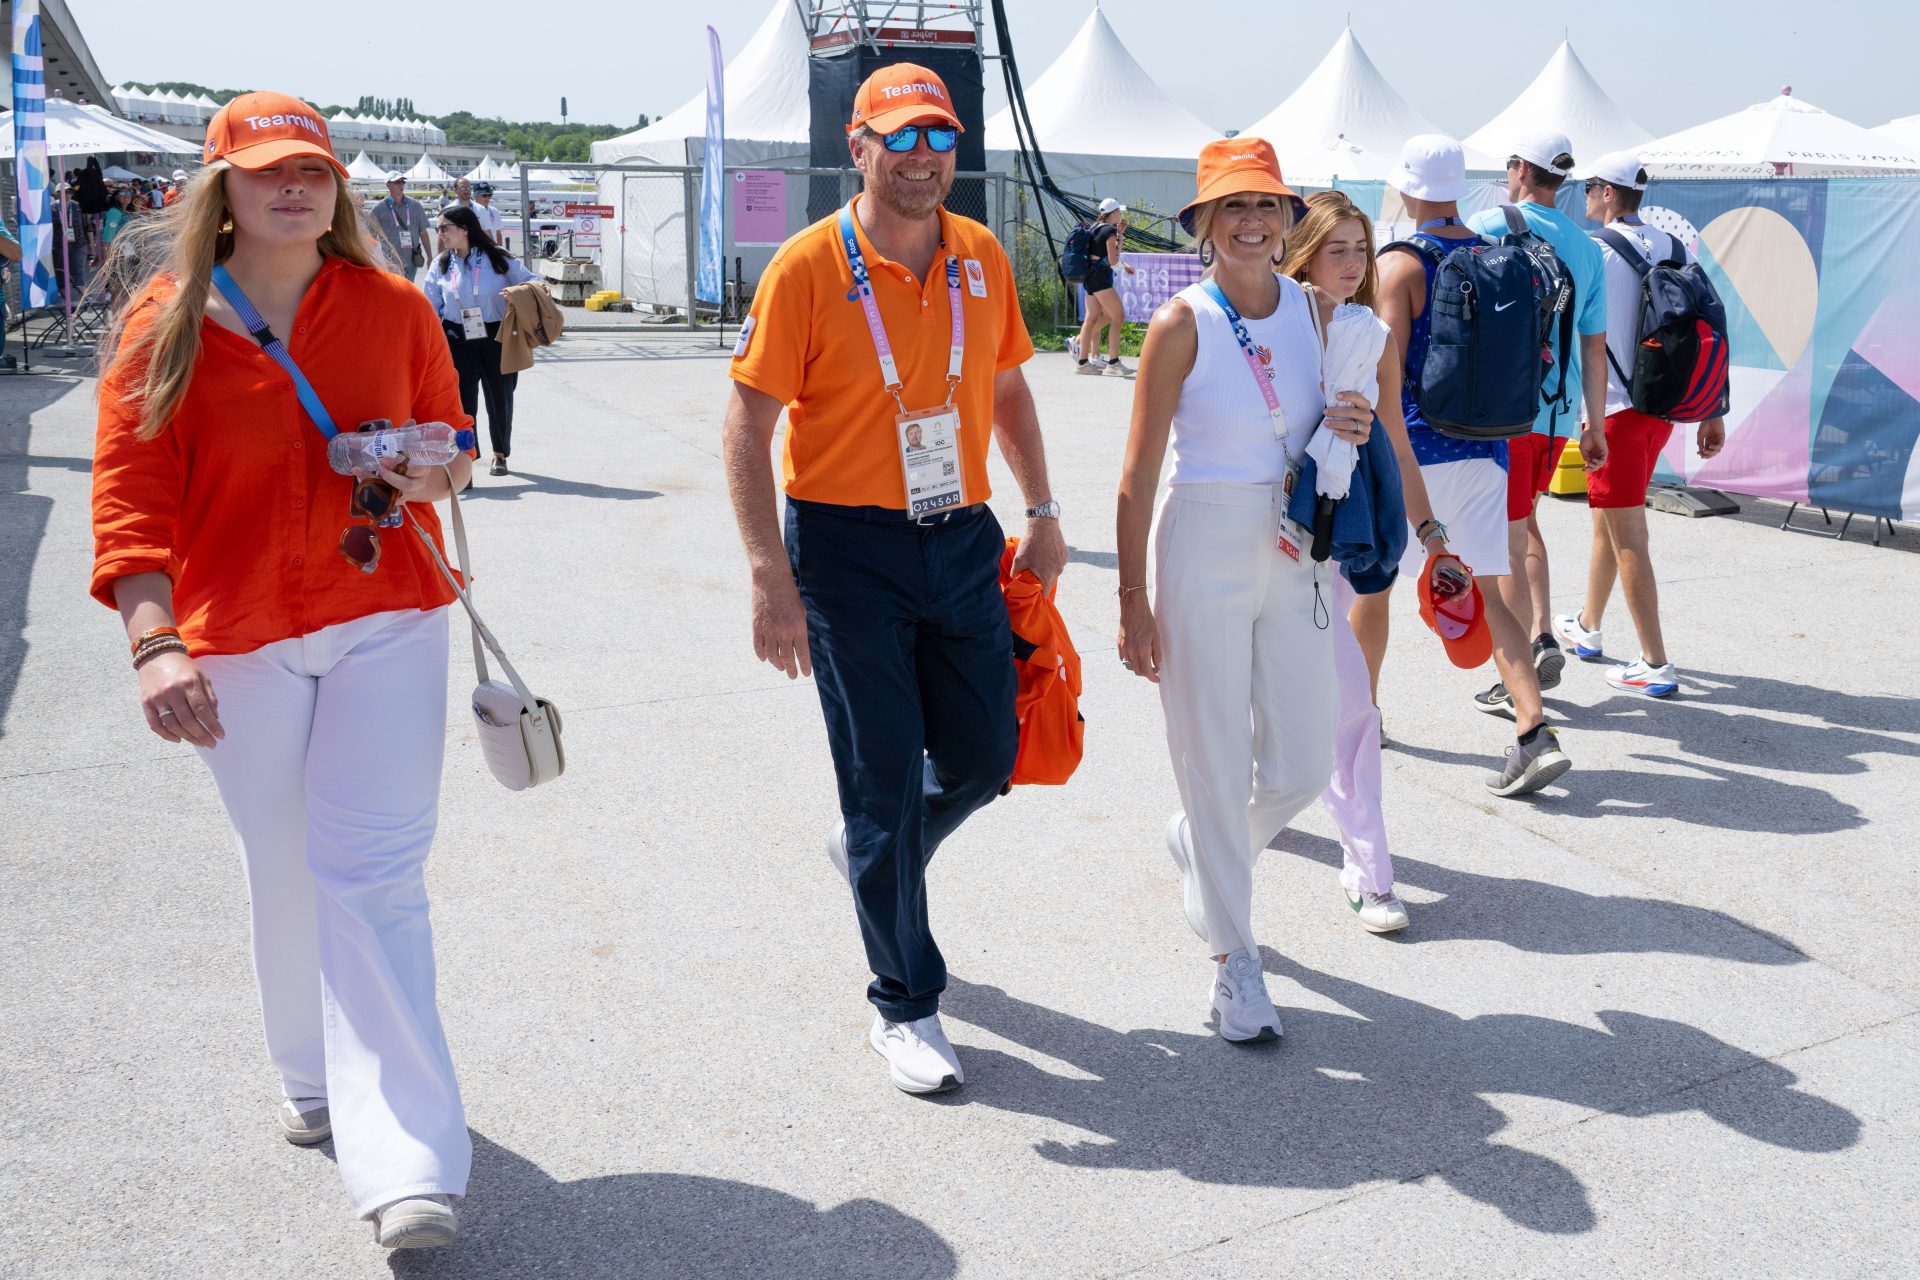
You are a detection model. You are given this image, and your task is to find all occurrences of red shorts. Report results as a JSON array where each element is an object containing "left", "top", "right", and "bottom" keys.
[
  {"left": 1587, "top": 409, "right": 1675, "bottom": 509},
  {"left": 1505, "top": 433, "right": 1561, "bottom": 521}
]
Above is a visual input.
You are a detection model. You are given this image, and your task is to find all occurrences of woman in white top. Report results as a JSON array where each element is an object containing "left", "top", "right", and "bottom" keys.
[
  {"left": 423, "top": 205, "right": 538, "bottom": 476},
  {"left": 1115, "top": 139, "right": 1374, "bottom": 1043}
]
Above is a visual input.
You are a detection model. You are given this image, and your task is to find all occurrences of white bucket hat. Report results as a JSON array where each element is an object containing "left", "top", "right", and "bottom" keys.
[{"left": 1388, "top": 134, "right": 1469, "bottom": 202}]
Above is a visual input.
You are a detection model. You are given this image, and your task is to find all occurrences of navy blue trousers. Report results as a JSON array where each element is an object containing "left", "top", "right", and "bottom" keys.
[{"left": 785, "top": 499, "right": 1019, "bottom": 1022}]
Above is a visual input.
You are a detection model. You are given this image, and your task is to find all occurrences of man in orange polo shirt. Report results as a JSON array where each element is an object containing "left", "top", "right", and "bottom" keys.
[{"left": 722, "top": 64, "right": 1067, "bottom": 1097}]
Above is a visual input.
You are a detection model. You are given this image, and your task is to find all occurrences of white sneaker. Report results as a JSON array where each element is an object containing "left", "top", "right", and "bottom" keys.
[
  {"left": 1605, "top": 657, "right": 1680, "bottom": 698},
  {"left": 1552, "top": 611, "right": 1604, "bottom": 660},
  {"left": 375, "top": 1195, "right": 458, "bottom": 1250},
  {"left": 1211, "top": 950, "right": 1282, "bottom": 1043},
  {"left": 1074, "top": 358, "right": 1103, "bottom": 375},
  {"left": 869, "top": 1012, "right": 963, "bottom": 1094},
  {"left": 277, "top": 1097, "right": 330, "bottom": 1146},
  {"left": 826, "top": 821, "right": 850, "bottom": 882},
  {"left": 1163, "top": 813, "right": 1211, "bottom": 943},
  {"left": 1103, "top": 359, "right": 1134, "bottom": 377},
  {"left": 1067, "top": 334, "right": 1082, "bottom": 363},
  {"left": 1345, "top": 888, "right": 1411, "bottom": 933}
]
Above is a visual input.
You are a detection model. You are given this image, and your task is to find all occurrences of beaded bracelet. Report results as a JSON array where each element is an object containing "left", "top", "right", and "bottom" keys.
[
  {"left": 132, "top": 638, "right": 189, "bottom": 670},
  {"left": 130, "top": 625, "right": 181, "bottom": 657}
]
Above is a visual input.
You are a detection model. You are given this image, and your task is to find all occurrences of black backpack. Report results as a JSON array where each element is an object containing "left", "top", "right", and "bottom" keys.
[
  {"left": 1060, "top": 223, "right": 1091, "bottom": 283},
  {"left": 1593, "top": 227, "right": 1731, "bottom": 422},
  {"left": 1388, "top": 207, "right": 1576, "bottom": 441}
]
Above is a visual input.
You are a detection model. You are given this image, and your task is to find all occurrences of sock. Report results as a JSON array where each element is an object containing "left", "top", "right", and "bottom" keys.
[
  {"left": 1535, "top": 632, "right": 1554, "bottom": 648},
  {"left": 1518, "top": 724, "right": 1546, "bottom": 747}
]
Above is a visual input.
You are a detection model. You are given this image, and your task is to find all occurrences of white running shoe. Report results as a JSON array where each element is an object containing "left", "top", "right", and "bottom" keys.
[
  {"left": 1552, "top": 612, "right": 1604, "bottom": 660},
  {"left": 278, "top": 1098, "right": 331, "bottom": 1146},
  {"left": 1211, "top": 950, "right": 1282, "bottom": 1043},
  {"left": 869, "top": 1012, "right": 963, "bottom": 1094},
  {"left": 1163, "top": 814, "right": 1211, "bottom": 943},
  {"left": 375, "top": 1195, "right": 459, "bottom": 1250},
  {"left": 1075, "top": 359, "right": 1103, "bottom": 375},
  {"left": 1606, "top": 658, "right": 1680, "bottom": 698},
  {"left": 1345, "top": 888, "right": 1411, "bottom": 933},
  {"left": 1103, "top": 359, "right": 1134, "bottom": 377},
  {"left": 1067, "top": 334, "right": 1082, "bottom": 363},
  {"left": 826, "top": 821, "right": 850, "bottom": 883}
]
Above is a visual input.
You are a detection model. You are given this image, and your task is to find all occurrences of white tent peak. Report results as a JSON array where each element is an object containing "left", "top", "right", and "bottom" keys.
[
  {"left": 1241, "top": 29, "right": 1497, "bottom": 175},
  {"left": 596, "top": 0, "right": 808, "bottom": 155},
  {"left": 1465, "top": 40, "right": 1650, "bottom": 166},
  {"left": 984, "top": 4, "right": 1218, "bottom": 157},
  {"left": 1639, "top": 91, "right": 1920, "bottom": 176}
]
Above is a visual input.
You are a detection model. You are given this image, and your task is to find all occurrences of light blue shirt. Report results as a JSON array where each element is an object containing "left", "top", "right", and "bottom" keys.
[
  {"left": 422, "top": 249, "right": 538, "bottom": 325},
  {"left": 1467, "top": 198, "right": 1607, "bottom": 436}
]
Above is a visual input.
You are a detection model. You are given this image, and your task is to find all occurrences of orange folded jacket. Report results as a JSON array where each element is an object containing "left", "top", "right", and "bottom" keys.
[{"left": 999, "top": 537, "right": 1084, "bottom": 786}]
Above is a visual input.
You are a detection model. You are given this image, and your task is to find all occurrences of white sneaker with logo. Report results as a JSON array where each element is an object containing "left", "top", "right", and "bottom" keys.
[
  {"left": 1210, "top": 950, "right": 1282, "bottom": 1043},
  {"left": 1553, "top": 612, "right": 1604, "bottom": 660},
  {"left": 1067, "top": 334, "right": 1082, "bottom": 363},
  {"left": 375, "top": 1195, "right": 459, "bottom": 1250},
  {"left": 870, "top": 1012, "right": 964, "bottom": 1094},
  {"left": 1345, "top": 888, "right": 1411, "bottom": 933},
  {"left": 1606, "top": 658, "right": 1680, "bottom": 698}
]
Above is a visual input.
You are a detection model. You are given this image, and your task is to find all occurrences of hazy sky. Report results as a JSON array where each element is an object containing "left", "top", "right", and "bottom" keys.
[{"left": 71, "top": 0, "right": 1919, "bottom": 137}]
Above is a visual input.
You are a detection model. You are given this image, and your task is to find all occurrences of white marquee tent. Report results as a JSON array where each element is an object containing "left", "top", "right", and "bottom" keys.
[
  {"left": 345, "top": 151, "right": 388, "bottom": 182},
  {"left": 590, "top": 0, "right": 811, "bottom": 310},
  {"left": 1637, "top": 90, "right": 1920, "bottom": 176},
  {"left": 0, "top": 97, "right": 201, "bottom": 158},
  {"left": 1872, "top": 114, "right": 1920, "bottom": 151},
  {"left": 1465, "top": 41, "right": 1649, "bottom": 168},
  {"left": 984, "top": 5, "right": 1219, "bottom": 221},
  {"left": 1241, "top": 27, "right": 1499, "bottom": 185},
  {"left": 402, "top": 151, "right": 453, "bottom": 183}
]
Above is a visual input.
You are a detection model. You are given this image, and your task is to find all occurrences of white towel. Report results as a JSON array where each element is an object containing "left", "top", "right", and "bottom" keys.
[{"left": 1307, "top": 304, "right": 1389, "bottom": 500}]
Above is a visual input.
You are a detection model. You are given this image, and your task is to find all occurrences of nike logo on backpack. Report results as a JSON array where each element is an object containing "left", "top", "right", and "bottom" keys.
[{"left": 1494, "top": 301, "right": 1517, "bottom": 312}]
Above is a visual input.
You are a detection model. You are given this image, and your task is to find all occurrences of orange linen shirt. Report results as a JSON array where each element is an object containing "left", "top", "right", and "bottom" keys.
[
  {"left": 91, "top": 257, "right": 476, "bottom": 658},
  {"left": 729, "top": 196, "right": 1033, "bottom": 509}
]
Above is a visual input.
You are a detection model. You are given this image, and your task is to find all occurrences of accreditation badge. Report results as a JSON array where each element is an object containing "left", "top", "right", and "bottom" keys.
[
  {"left": 461, "top": 307, "right": 487, "bottom": 340},
  {"left": 1277, "top": 458, "right": 1306, "bottom": 563},
  {"left": 399, "top": 230, "right": 414, "bottom": 251},
  {"left": 897, "top": 406, "right": 966, "bottom": 517}
]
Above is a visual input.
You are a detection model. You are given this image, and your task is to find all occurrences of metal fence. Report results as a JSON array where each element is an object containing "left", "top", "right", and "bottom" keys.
[{"left": 511, "top": 162, "right": 1016, "bottom": 322}]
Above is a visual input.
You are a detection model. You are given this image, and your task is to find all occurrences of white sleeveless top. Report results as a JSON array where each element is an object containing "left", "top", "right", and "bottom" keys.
[{"left": 1167, "top": 276, "right": 1324, "bottom": 486}]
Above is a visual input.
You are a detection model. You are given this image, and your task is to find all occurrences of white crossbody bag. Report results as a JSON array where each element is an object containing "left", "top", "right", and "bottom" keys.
[{"left": 409, "top": 473, "right": 566, "bottom": 790}]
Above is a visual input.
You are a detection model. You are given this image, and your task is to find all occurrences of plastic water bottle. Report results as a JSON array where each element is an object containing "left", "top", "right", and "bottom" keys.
[{"left": 327, "top": 420, "right": 476, "bottom": 476}]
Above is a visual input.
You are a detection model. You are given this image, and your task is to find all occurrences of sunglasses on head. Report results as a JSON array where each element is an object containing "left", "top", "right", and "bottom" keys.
[{"left": 881, "top": 124, "right": 958, "bottom": 154}]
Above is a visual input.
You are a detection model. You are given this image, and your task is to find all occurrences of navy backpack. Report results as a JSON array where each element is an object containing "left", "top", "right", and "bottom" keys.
[
  {"left": 1060, "top": 223, "right": 1091, "bottom": 283},
  {"left": 1389, "top": 206, "right": 1576, "bottom": 440},
  {"left": 1593, "top": 227, "right": 1731, "bottom": 422}
]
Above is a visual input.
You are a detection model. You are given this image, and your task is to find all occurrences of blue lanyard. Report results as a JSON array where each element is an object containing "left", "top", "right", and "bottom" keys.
[
  {"left": 1417, "top": 217, "right": 1461, "bottom": 233},
  {"left": 210, "top": 264, "right": 338, "bottom": 440},
  {"left": 1198, "top": 277, "right": 1288, "bottom": 440}
]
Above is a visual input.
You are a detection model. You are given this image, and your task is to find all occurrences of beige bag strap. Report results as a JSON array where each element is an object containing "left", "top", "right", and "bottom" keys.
[{"left": 406, "top": 469, "right": 543, "bottom": 717}]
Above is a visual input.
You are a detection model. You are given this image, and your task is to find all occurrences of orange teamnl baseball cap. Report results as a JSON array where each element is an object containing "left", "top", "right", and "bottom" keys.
[
  {"left": 204, "top": 91, "right": 348, "bottom": 180},
  {"left": 847, "top": 63, "right": 964, "bottom": 136},
  {"left": 1417, "top": 552, "right": 1494, "bottom": 670},
  {"left": 1178, "top": 137, "right": 1303, "bottom": 234}
]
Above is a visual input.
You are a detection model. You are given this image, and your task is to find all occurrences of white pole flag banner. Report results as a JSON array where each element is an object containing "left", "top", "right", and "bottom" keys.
[
  {"left": 11, "top": 1, "right": 55, "bottom": 308},
  {"left": 695, "top": 25, "right": 725, "bottom": 306}
]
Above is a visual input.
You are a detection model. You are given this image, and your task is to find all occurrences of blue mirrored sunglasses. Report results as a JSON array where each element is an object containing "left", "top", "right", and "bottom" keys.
[{"left": 882, "top": 125, "right": 958, "bottom": 154}]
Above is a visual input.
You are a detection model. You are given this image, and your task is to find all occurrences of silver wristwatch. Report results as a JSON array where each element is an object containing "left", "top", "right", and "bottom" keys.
[{"left": 1025, "top": 499, "right": 1062, "bottom": 520}]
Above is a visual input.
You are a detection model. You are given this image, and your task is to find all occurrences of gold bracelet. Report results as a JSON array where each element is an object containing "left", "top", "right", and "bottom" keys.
[{"left": 1117, "top": 584, "right": 1147, "bottom": 599}]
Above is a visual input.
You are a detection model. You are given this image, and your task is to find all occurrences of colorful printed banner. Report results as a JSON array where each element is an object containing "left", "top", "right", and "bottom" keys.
[
  {"left": 694, "top": 26, "right": 725, "bottom": 307},
  {"left": 1328, "top": 176, "right": 1920, "bottom": 522},
  {"left": 11, "top": 0, "right": 55, "bottom": 309}
]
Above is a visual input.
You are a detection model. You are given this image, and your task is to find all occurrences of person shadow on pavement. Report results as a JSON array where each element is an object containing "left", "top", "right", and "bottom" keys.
[
  {"left": 1269, "top": 829, "right": 1807, "bottom": 962},
  {"left": 382, "top": 1132, "right": 957, "bottom": 1279},
  {"left": 937, "top": 965, "right": 1859, "bottom": 1237}
]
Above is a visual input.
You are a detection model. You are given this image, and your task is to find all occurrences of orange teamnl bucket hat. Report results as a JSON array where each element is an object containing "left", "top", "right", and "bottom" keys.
[
  {"left": 204, "top": 91, "right": 348, "bottom": 180},
  {"left": 847, "top": 63, "right": 964, "bottom": 136},
  {"left": 1177, "top": 137, "right": 1303, "bottom": 234}
]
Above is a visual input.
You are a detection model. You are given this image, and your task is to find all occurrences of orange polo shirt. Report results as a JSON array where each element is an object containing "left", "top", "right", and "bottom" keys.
[
  {"left": 729, "top": 196, "right": 1033, "bottom": 509},
  {"left": 91, "top": 257, "right": 476, "bottom": 657}
]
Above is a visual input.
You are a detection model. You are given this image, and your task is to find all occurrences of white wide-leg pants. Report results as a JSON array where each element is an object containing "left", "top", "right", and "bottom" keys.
[
  {"left": 1321, "top": 572, "right": 1394, "bottom": 895},
  {"left": 1154, "top": 483, "right": 1335, "bottom": 960},
  {"left": 194, "top": 606, "right": 469, "bottom": 1218}
]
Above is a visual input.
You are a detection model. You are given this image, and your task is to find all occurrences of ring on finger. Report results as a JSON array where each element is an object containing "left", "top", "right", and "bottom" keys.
[{"left": 158, "top": 708, "right": 177, "bottom": 718}]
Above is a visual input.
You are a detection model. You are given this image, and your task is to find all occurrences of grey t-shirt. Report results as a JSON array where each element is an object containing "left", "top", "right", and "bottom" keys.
[{"left": 369, "top": 196, "right": 431, "bottom": 270}]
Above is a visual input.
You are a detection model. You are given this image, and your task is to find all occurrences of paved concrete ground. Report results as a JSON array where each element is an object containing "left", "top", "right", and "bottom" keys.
[{"left": 3, "top": 333, "right": 1918, "bottom": 1278}]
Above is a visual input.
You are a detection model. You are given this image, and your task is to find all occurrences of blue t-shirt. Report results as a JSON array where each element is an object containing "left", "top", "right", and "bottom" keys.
[
  {"left": 1466, "top": 199, "right": 1606, "bottom": 437},
  {"left": 1398, "top": 230, "right": 1508, "bottom": 471}
]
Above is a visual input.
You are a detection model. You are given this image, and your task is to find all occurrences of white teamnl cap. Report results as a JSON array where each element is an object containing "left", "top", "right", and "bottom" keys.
[
  {"left": 1509, "top": 127, "right": 1575, "bottom": 176},
  {"left": 1096, "top": 196, "right": 1127, "bottom": 216},
  {"left": 1587, "top": 150, "right": 1650, "bottom": 191},
  {"left": 1388, "top": 134, "right": 1469, "bottom": 202}
]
